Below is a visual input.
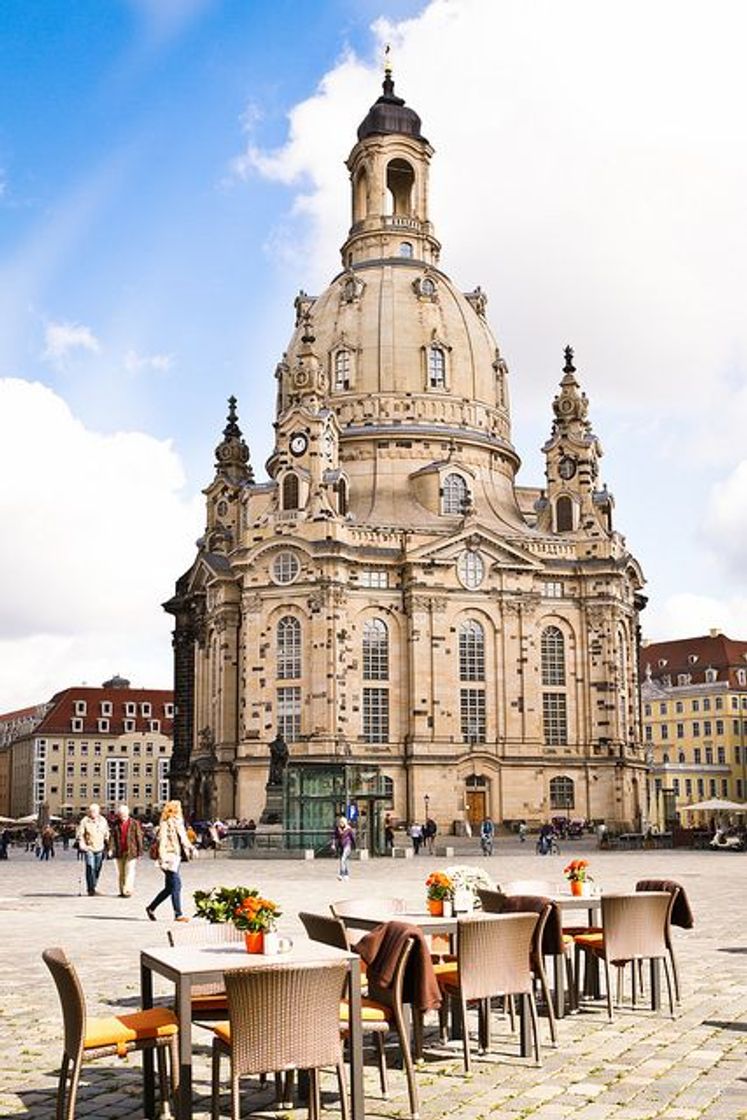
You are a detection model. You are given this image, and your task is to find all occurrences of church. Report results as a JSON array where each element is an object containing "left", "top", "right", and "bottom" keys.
[{"left": 165, "top": 70, "right": 647, "bottom": 848}]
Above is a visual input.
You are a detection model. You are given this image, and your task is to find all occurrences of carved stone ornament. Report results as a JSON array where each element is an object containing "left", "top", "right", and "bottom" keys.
[
  {"left": 340, "top": 271, "right": 365, "bottom": 303},
  {"left": 294, "top": 290, "right": 316, "bottom": 327},
  {"left": 465, "top": 286, "right": 488, "bottom": 317}
]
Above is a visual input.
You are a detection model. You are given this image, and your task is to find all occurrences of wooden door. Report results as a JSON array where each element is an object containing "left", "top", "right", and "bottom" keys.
[{"left": 466, "top": 790, "right": 485, "bottom": 827}]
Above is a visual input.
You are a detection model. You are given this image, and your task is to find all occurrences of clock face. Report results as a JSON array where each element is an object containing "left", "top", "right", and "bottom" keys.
[
  {"left": 558, "top": 456, "right": 577, "bottom": 481},
  {"left": 289, "top": 432, "right": 308, "bottom": 457}
]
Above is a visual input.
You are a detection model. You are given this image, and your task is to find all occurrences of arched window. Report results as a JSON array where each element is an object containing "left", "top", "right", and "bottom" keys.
[
  {"left": 550, "top": 776, "right": 574, "bottom": 810},
  {"left": 399, "top": 241, "right": 413, "bottom": 258},
  {"left": 678, "top": 751, "right": 686, "bottom": 764},
  {"left": 354, "top": 167, "right": 368, "bottom": 220},
  {"left": 617, "top": 629, "right": 629, "bottom": 740},
  {"left": 386, "top": 158, "right": 414, "bottom": 215},
  {"left": 542, "top": 626, "right": 568, "bottom": 745},
  {"left": 442, "top": 473, "right": 469, "bottom": 515},
  {"left": 382, "top": 775, "right": 394, "bottom": 808},
  {"left": 556, "top": 495, "right": 574, "bottom": 532},
  {"left": 541, "top": 627, "right": 566, "bottom": 686},
  {"left": 662, "top": 752, "right": 670, "bottom": 764},
  {"left": 363, "top": 618, "right": 389, "bottom": 681},
  {"left": 428, "top": 346, "right": 446, "bottom": 389},
  {"left": 282, "top": 472, "right": 299, "bottom": 511},
  {"left": 337, "top": 477, "right": 348, "bottom": 517},
  {"left": 459, "top": 620, "right": 485, "bottom": 681},
  {"left": 334, "top": 349, "right": 351, "bottom": 391},
  {"left": 277, "top": 616, "right": 301, "bottom": 680}
]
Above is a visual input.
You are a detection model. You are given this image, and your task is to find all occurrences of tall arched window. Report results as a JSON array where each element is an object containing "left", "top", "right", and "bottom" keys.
[
  {"left": 556, "top": 495, "right": 573, "bottom": 532},
  {"left": 459, "top": 620, "right": 485, "bottom": 681},
  {"left": 282, "top": 472, "right": 299, "bottom": 511},
  {"left": 386, "top": 158, "right": 414, "bottom": 215},
  {"left": 542, "top": 626, "right": 568, "bottom": 745},
  {"left": 442, "top": 473, "right": 469, "bottom": 515},
  {"left": 459, "top": 619, "right": 486, "bottom": 744},
  {"left": 550, "top": 776, "right": 574, "bottom": 810},
  {"left": 334, "top": 349, "right": 351, "bottom": 391},
  {"left": 362, "top": 618, "right": 389, "bottom": 743},
  {"left": 354, "top": 167, "right": 368, "bottom": 220},
  {"left": 617, "top": 628, "right": 629, "bottom": 741},
  {"left": 428, "top": 346, "right": 446, "bottom": 388},
  {"left": 277, "top": 616, "right": 301, "bottom": 679},
  {"left": 337, "top": 477, "right": 348, "bottom": 517}
]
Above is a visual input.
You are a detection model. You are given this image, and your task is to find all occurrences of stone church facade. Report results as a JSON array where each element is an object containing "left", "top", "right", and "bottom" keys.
[{"left": 165, "top": 73, "right": 647, "bottom": 840}]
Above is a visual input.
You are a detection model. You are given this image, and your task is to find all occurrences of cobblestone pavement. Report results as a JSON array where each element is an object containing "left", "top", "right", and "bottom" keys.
[{"left": 1, "top": 839, "right": 745, "bottom": 1120}]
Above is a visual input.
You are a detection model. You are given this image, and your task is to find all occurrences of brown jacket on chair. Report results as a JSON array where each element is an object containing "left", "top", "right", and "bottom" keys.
[{"left": 354, "top": 920, "right": 442, "bottom": 1011}]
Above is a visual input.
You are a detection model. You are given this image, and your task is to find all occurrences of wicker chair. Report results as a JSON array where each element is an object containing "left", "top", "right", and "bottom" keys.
[
  {"left": 43, "top": 946, "right": 178, "bottom": 1120},
  {"left": 437, "top": 913, "right": 541, "bottom": 1072},
  {"left": 635, "top": 879, "right": 693, "bottom": 1003},
  {"left": 167, "top": 921, "right": 244, "bottom": 1018},
  {"left": 210, "top": 960, "right": 350, "bottom": 1120},
  {"left": 330, "top": 897, "right": 407, "bottom": 937},
  {"left": 574, "top": 892, "right": 675, "bottom": 1020},
  {"left": 478, "top": 889, "right": 572, "bottom": 1039}
]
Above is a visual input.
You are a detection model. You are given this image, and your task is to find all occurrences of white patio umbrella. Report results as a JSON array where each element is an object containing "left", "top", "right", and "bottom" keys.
[{"left": 683, "top": 798, "right": 747, "bottom": 813}]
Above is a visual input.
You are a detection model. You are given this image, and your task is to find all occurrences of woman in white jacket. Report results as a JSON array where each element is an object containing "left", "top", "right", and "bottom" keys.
[{"left": 145, "top": 800, "right": 195, "bottom": 922}]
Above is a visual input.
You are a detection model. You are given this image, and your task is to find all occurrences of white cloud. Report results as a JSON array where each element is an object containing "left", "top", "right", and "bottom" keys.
[
  {"left": 702, "top": 461, "right": 747, "bottom": 578},
  {"left": 0, "top": 378, "right": 202, "bottom": 710},
  {"left": 43, "top": 319, "right": 100, "bottom": 363},
  {"left": 643, "top": 592, "right": 747, "bottom": 643},
  {"left": 123, "top": 349, "right": 174, "bottom": 374}
]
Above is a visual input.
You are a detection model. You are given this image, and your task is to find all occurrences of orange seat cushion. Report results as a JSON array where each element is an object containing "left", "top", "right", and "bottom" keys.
[
  {"left": 190, "top": 993, "right": 229, "bottom": 1012},
  {"left": 574, "top": 933, "right": 605, "bottom": 953},
  {"left": 212, "top": 1021, "right": 231, "bottom": 1045},
  {"left": 433, "top": 961, "right": 458, "bottom": 978},
  {"left": 339, "top": 998, "right": 390, "bottom": 1024},
  {"left": 84, "top": 1007, "right": 178, "bottom": 1053}
]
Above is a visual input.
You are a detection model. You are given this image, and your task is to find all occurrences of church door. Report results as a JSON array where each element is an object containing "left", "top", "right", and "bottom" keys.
[{"left": 466, "top": 790, "right": 486, "bottom": 826}]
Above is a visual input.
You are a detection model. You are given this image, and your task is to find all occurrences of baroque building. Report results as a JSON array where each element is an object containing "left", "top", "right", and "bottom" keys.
[{"left": 165, "top": 72, "right": 647, "bottom": 844}]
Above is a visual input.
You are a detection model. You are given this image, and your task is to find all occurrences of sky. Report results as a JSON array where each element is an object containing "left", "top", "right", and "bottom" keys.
[{"left": 2, "top": 0, "right": 747, "bottom": 711}]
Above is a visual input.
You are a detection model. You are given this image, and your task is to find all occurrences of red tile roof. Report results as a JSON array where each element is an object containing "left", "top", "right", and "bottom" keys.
[
  {"left": 0, "top": 704, "right": 42, "bottom": 723},
  {"left": 35, "top": 686, "right": 174, "bottom": 737},
  {"left": 640, "top": 634, "right": 747, "bottom": 688}
]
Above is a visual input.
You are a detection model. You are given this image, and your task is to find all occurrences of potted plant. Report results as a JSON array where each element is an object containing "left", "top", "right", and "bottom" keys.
[
  {"left": 445, "top": 864, "right": 495, "bottom": 912},
  {"left": 425, "top": 872, "right": 453, "bottom": 916},
  {"left": 232, "top": 894, "right": 282, "bottom": 953},
  {"left": 193, "top": 886, "right": 258, "bottom": 923},
  {"left": 564, "top": 859, "right": 592, "bottom": 897}
]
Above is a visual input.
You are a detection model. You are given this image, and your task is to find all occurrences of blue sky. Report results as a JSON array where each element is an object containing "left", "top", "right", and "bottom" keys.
[{"left": 2, "top": 0, "right": 747, "bottom": 710}]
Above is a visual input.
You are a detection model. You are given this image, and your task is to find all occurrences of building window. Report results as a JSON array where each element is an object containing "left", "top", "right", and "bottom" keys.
[
  {"left": 277, "top": 616, "right": 302, "bottom": 681},
  {"left": 693, "top": 722, "right": 700, "bottom": 737},
  {"left": 399, "top": 241, "right": 413, "bottom": 258},
  {"left": 543, "top": 581, "right": 563, "bottom": 598},
  {"left": 442, "top": 473, "right": 469, "bottom": 515},
  {"left": 703, "top": 697, "right": 711, "bottom": 711},
  {"left": 277, "top": 686, "right": 301, "bottom": 742},
  {"left": 71, "top": 718, "right": 83, "bottom": 732},
  {"left": 543, "top": 693, "right": 568, "bottom": 745},
  {"left": 710, "top": 779, "right": 717, "bottom": 796},
  {"left": 644, "top": 703, "right": 652, "bottom": 718},
  {"left": 716, "top": 719, "right": 724, "bottom": 736},
  {"left": 460, "top": 688, "right": 486, "bottom": 743},
  {"left": 459, "top": 620, "right": 485, "bottom": 682},
  {"left": 149, "top": 719, "right": 160, "bottom": 733},
  {"left": 675, "top": 701, "right": 684, "bottom": 714},
  {"left": 705, "top": 747, "right": 713, "bottom": 764},
  {"left": 457, "top": 550, "right": 485, "bottom": 590},
  {"left": 661, "top": 725, "right": 669, "bottom": 740},
  {"left": 541, "top": 627, "right": 566, "bottom": 687},
  {"left": 97, "top": 719, "right": 109, "bottom": 733},
  {"left": 158, "top": 758, "right": 170, "bottom": 805},
  {"left": 100, "top": 701, "right": 112, "bottom": 716},
  {"left": 672, "top": 779, "right": 680, "bottom": 795},
  {"left": 644, "top": 725, "right": 653, "bottom": 741},
  {"left": 676, "top": 723, "right": 684, "bottom": 739},
  {"left": 74, "top": 700, "right": 87, "bottom": 716},
  {"left": 141, "top": 702, "right": 151, "bottom": 717},
  {"left": 363, "top": 619, "right": 389, "bottom": 681},
  {"left": 334, "top": 349, "right": 351, "bottom": 391},
  {"left": 363, "top": 688, "right": 389, "bottom": 743},
  {"left": 360, "top": 569, "right": 388, "bottom": 589},
  {"left": 685, "top": 778, "right": 692, "bottom": 797},
  {"left": 337, "top": 477, "right": 348, "bottom": 517},
  {"left": 428, "top": 346, "right": 446, "bottom": 388},
  {"left": 125, "top": 702, "right": 136, "bottom": 716},
  {"left": 659, "top": 702, "right": 667, "bottom": 715},
  {"left": 282, "top": 472, "right": 300, "bottom": 511},
  {"left": 736, "top": 746, "right": 742, "bottom": 764},
  {"left": 692, "top": 700, "right": 700, "bottom": 712},
  {"left": 715, "top": 696, "right": 724, "bottom": 710},
  {"left": 556, "top": 495, "right": 574, "bottom": 532},
  {"left": 678, "top": 751, "right": 685, "bottom": 764},
  {"left": 124, "top": 719, "right": 135, "bottom": 733},
  {"left": 106, "top": 759, "right": 128, "bottom": 805},
  {"left": 717, "top": 746, "right": 726, "bottom": 764},
  {"left": 165, "top": 703, "right": 174, "bottom": 718},
  {"left": 697, "top": 778, "right": 704, "bottom": 797},
  {"left": 703, "top": 720, "right": 712, "bottom": 736},
  {"left": 694, "top": 748, "right": 702, "bottom": 764},
  {"left": 737, "top": 779, "right": 744, "bottom": 799},
  {"left": 662, "top": 752, "right": 670, "bottom": 764},
  {"left": 272, "top": 551, "right": 301, "bottom": 585},
  {"left": 550, "top": 776, "right": 574, "bottom": 810}
]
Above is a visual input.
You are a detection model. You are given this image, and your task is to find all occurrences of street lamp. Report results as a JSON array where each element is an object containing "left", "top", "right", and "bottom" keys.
[{"left": 423, "top": 793, "right": 430, "bottom": 821}]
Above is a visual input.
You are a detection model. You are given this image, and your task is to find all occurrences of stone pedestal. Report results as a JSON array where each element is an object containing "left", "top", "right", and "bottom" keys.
[{"left": 259, "top": 783, "right": 284, "bottom": 826}]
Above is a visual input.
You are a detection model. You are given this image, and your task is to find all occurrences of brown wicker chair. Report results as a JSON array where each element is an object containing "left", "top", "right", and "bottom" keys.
[
  {"left": 43, "top": 946, "right": 178, "bottom": 1120},
  {"left": 574, "top": 892, "right": 675, "bottom": 1020},
  {"left": 478, "top": 888, "right": 571, "bottom": 1040},
  {"left": 167, "top": 921, "right": 244, "bottom": 1018},
  {"left": 437, "top": 912, "right": 541, "bottom": 1072},
  {"left": 330, "top": 898, "right": 407, "bottom": 938},
  {"left": 635, "top": 879, "right": 693, "bottom": 1003},
  {"left": 210, "top": 960, "right": 350, "bottom": 1120}
]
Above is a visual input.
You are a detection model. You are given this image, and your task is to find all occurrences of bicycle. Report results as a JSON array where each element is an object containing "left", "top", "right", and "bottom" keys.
[
  {"left": 536, "top": 835, "right": 561, "bottom": 856},
  {"left": 480, "top": 833, "right": 494, "bottom": 857}
]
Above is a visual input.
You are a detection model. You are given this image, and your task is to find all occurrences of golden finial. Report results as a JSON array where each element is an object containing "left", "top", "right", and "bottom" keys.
[{"left": 384, "top": 42, "right": 392, "bottom": 76}]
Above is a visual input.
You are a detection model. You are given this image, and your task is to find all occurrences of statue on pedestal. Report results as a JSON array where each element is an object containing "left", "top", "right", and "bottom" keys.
[{"left": 268, "top": 732, "right": 289, "bottom": 786}]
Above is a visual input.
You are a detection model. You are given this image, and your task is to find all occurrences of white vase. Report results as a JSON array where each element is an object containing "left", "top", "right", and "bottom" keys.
[
  {"left": 263, "top": 931, "right": 280, "bottom": 956},
  {"left": 442, "top": 898, "right": 453, "bottom": 918},
  {"left": 453, "top": 887, "right": 473, "bottom": 913}
]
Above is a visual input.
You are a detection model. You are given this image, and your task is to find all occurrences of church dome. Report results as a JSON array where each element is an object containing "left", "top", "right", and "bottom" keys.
[{"left": 357, "top": 74, "right": 426, "bottom": 143}]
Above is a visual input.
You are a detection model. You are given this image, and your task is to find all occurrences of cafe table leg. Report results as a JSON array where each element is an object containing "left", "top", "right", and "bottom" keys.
[
  {"left": 518, "top": 994, "right": 531, "bottom": 1059},
  {"left": 348, "top": 957, "right": 364, "bottom": 1120},
  {"left": 140, "top": 961, "right": 156, "bottom": 1120},
  {"left": 175, "top": 975, "right": 193, "bottom": 1120},
  {"left": 552, "top": 954, "right": 566, "bottom": 1018},
  {"left": 649, "top": 958, "right": 661, "bottom": 1012}
]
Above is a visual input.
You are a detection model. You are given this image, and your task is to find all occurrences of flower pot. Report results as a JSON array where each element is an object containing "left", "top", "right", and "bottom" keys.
[
  {"left": 570, "top": 880, "right": 584, "bottom": 897},
  {"left": 244, "top": 931, "right": 264, "bottom": 954},
  {"left": 427, "top": 898, "right": 444, "bottom": 916}
]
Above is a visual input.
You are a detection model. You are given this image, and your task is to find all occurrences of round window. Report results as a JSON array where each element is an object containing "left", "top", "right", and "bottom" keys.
[
  {"left": 457, "top": 550, "right": 485, "bottom": 590},
  {"left": 272, "top": 551, "right": 301, "bottom": 585}
]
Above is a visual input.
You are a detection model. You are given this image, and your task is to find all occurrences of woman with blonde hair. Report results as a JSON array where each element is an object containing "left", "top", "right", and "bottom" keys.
[{"left": 146, "top": 800, "right": 195, "bottom": 922}]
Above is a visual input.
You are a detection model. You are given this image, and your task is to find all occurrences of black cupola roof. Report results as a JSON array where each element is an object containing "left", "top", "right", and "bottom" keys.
[{"left": 357, "top": 73, "right": 426, "bottom": 143}]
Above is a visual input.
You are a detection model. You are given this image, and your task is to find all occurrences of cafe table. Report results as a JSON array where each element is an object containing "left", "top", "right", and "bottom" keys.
[
  {"left": 140, "top": 938, "right": 364, "bottom": 1120},
  {"left": 548, "top": 892, "right": 602, "bottom": 1017},
  {"left": 333, "top": 905, "right": 535, "bottom": 1058}
]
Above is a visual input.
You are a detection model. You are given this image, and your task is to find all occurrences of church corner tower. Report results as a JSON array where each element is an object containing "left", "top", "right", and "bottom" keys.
[{"left": 167, "top": 68, "right": 648, "bottom": 840}]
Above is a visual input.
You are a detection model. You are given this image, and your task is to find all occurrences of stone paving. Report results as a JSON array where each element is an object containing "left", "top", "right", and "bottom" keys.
[{"left": 0, "top": 838, "right": 745, "bottom": 1120}]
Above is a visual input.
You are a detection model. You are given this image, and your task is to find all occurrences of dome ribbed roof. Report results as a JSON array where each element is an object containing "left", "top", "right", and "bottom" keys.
[{"left": 357, "top": 74, "right": 425, "bottom": 143}]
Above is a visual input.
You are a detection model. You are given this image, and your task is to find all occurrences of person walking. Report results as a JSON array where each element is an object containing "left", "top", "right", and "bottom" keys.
[
  {"left": 518, "top": 820, "right": 528, "bottom": 843},
  {"left": 409, "top": 821, "right": 423, "bottom": 855},
  {"left": 40, "top": 826, "right": 56, "bottom": 860},
  {"left": 109, "top": 803, "right": 143, "bottom": 897},
  {"left": 424, "top": 816, "right": 438, "bottom": 855},
  {"left": 0, "top": 828, "right": 11, "bottom": 859},
  {"left": 332, "top": 816, "right": 355, "bottom": 880},
  {"left": 146, "top": 800, "right": 195, "bottom": 922},
  {"left": 76, "top": 804, "right": 110, "bottom": 895},
  {"left": 479, "top": 817, "right": 494, "bottom": 856}
]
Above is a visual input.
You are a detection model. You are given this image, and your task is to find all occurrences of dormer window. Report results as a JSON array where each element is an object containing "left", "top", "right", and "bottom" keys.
[
  {"left": 164, "top": 703, "right": 174, "bottom": 718},
  {"left": 688, "top": 654, "right": 699, "bottom": 665},
  {"left": 100, "top": 701, "right": 112, "bottom": 716},
  {"left": 124, "top": 719, "right": 135, "bottom": 733},
  {"left": 97, "top": 719, "right": 109, "bottom": 733},
  {"left": 149, "top": 719, "right": 161, "bottom": 733},
  {"left": 125, "top": 702, "right": 136, "bottom": 717},
  {"left": 333, "top": 349, "right": 351, "bottom": 391},
  {"left": 705, "top": 667, "right": 718, "bottom": 683},
  {"left": 141, "top": 702, "right": 152, "bottom": 717},
  {"left": 658, "top": 659, "right": 668, "bottom": 668},
  {"left": 442, "top": 473, "right": 469, "bottom": 515},
  {"left": 428, "top": 345, "right": 446, "bottom": 389},
  {"left": 74, "top": 700, "right": 87, "bottom": 716}
]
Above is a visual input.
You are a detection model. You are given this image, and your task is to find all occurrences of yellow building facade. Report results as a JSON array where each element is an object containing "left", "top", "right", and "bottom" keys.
[{"left": 166, "top": 74, "right": 647, "bottom": 838}]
